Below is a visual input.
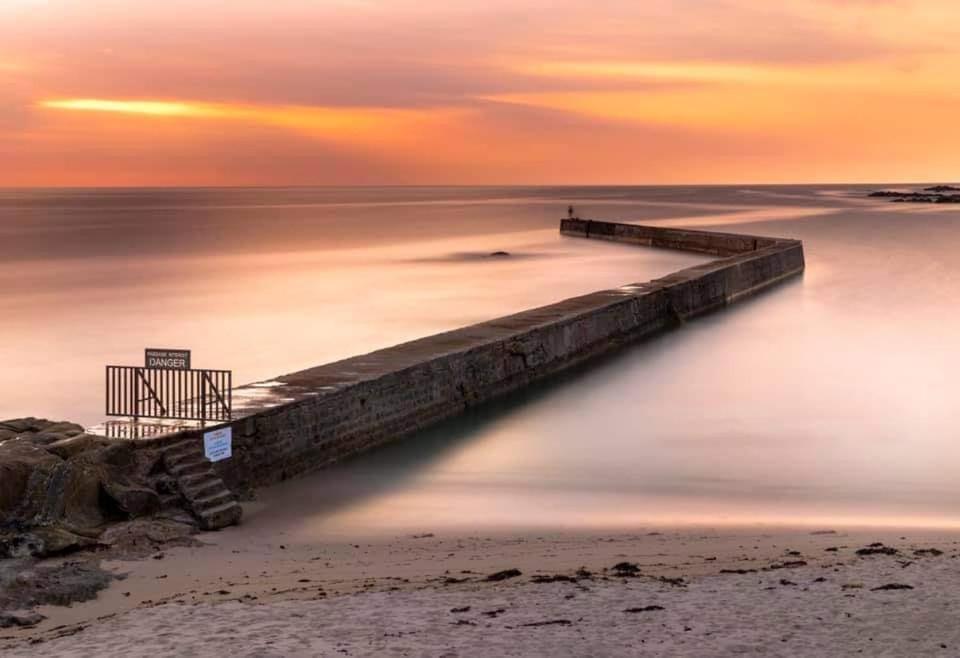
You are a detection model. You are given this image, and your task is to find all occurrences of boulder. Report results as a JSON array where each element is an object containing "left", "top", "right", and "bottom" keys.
[
  {"left": 0, "top": 418, "right": 43, "bottom": 434},
  {"left": 99, "top": 518, "right": 197, "bottom": 554},
  {"left": 0, "top": 441, "right": 64, "bottom": 522},
  {"left": 0, "top": 424, "right": 168, "bottom": 557},
  {"left": 0, "top": 611, "right": 45, "bottom": 628},
  {"left": 0, "top": 526, "right": 100, "bottom": 559},
  {"left": 101, "top": 479, "right": 160, "bottom": 517},
  {"left": 46, "top": 434, "right": 112, "bottom": 460}
]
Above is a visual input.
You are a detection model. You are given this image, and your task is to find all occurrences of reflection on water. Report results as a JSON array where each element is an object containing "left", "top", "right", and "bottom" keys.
[{"left": 5, "top": 185, "right": 960, "bottom": 532}]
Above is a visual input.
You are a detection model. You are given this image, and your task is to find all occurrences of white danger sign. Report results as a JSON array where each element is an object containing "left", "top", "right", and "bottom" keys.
[{"left": 203, "top": 427, "right": 232, "bottom": 462}]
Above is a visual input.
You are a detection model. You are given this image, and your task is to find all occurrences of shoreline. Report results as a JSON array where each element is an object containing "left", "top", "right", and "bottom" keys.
[{"left": 3, "top": 520, "right": 960, "bottom": 654}]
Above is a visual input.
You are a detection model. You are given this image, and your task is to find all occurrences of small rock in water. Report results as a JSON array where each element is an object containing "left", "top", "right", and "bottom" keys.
[
  {"left": 871, "top": 583, "right": 914, "bottom": 591},
  {"left": 914, "top": 548, "right": 943, "bottom": 557},
  {"left": 531, "top": 574, "right": 577, "bottom": 584},
  {"left": 485, "top": 568, "right": 522, "bottom": 582},
  {"left": 520, "top": 619, "right": 572, "bottom": 627},
  {"left": 611, "top": 562, "right": 641, "bottom": 577}
]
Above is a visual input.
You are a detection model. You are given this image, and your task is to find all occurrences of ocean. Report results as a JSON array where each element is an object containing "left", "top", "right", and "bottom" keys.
[{"left": 3, "top": 184, "right": 959, "bottom": 533}]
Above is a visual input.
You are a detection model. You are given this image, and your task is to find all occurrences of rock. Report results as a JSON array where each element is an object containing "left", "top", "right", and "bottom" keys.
[
  {"left": 767, "top": 560, "right": 807, "bottom": 569},
  {"left": 914, "top": 548, "right": 944, "bottom": 557},
  {"left": 489, "top": 251, "right": 510, "bottom": 257},
  {"left": 46, "top": 434, "right": 112, "bottom": 460},
  {"left": 519, "top": 619, "right": 572, "bottom": 627},
  {"left": 867, "top": 189, "right": 960, "bottom": 204},
  {"left": 871, "top": 583, "right": 914, "bottom": 591},
  {"left": 624, "top": 606, "right": 664, "bottom": 613},
  {"left": 0, "top": 441, "right": 64, "bottom": 522},
  {"left": 485, "top": 568, "right": 522, "bottom": 582},
  {"left": 31, "top": 526, "right": 100, "bottom": 554},
  {"left": 0, "top": 418, "right": 84, "bottom": 444},
  {"left": 0, "top": 418, "right": 43, "bottom": 433},
  {"left": 101, "top": 479, "right": 160, "bottom": 517},
  {"left": 0, "top": 526, "right": 100, "bottom": 559},
  {"left": 0, "top": 422, "right": 172, "bottom": 558},
  {"left": 856, "top": 544, "right": 898, "bottom": 556},
  {"left": 99, "top": 518, "right": 197, "bottom": 551},
  {"left": 611, "top": 561, "right": 641, "bottom": 577},
  {"left": 531, "top": 574, "right": 577, "bottom": 583},
  {"left": 0, "top": 611, "right": 46, "bottom": 628},
  {"left": 99, "top": 518, "right": 198, "bottom": 556},
  {"left": 0, "top": 559, "right": 114, "bottom": 610}
]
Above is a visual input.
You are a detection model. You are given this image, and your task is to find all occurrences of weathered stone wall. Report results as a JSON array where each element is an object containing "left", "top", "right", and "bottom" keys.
[{"left": 139, "top": 220, "right": 804, "bottom": 493}]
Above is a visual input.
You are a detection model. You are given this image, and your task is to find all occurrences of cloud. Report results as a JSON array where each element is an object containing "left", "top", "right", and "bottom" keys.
[{"left": 4, "top": 0, "right": 960, "bottom": 184}]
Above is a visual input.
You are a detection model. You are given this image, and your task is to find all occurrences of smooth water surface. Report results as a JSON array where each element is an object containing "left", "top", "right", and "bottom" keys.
[{"left": 4, "top": 185, "right": 959, "bottom": 532}]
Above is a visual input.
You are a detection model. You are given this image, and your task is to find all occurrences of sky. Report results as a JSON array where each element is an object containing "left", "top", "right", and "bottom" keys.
[{"left": 2, "top": 0, "right": 959, "bottom": 186}]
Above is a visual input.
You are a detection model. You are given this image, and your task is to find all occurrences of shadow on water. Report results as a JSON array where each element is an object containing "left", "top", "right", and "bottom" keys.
[{"left": 277, "top": 270, "right": 805, "bottom": 523}]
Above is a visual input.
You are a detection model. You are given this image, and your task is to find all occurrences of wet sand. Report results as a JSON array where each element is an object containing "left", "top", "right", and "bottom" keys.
[{"left": 3, "top": 518, "right": 959, "bottom": 656}]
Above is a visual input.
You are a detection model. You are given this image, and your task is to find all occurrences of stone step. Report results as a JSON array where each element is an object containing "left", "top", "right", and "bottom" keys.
[
  {"left": 180, "top": 477, "right": 224, "bottom": 501},
  {"left": 165, "top": 438, "right": 201, "bottom": 455},
  {"left": 161, "top": 440, "right": 241, "bottom": 531},
  {"left": 164, "top": 444, "right": 205, "bottom": 466},
  {"left": 159, "top": 492, "right": 182, "bottom": 509},
  {"left": 198, "top": 501, "right": 243, "bottom": 531},
  {"left": 191, "top": 489, "right": 234, "bottom": 513},
  {"left": 178, "top": 471, "right": 213, "bottom": 490},
  {"left": 168, "top": 459, "right": 210, "bottom": 478}
]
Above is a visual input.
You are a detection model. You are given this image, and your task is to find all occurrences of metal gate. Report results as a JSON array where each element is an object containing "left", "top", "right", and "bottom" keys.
[{"left": 105, "top": 366, "right": 232, "bottom": 422}]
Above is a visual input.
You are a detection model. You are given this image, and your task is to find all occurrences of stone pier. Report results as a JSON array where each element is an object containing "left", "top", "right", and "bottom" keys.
[{"left": 96, "top": 219, "right": 805, "bottom": 508}]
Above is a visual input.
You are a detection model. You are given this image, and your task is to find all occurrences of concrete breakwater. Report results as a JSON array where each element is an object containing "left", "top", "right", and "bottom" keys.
[{"left": 132, "top": 219, "right": 803, "bottom": 500}]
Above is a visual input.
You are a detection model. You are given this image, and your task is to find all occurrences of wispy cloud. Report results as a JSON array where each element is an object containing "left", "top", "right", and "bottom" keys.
[{"left": 5, "top": 0, "right": 960, "bottom": 184}]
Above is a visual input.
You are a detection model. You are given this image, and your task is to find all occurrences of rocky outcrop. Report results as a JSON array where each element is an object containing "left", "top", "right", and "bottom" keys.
[
  {"left": 868, "top": 189, "right": 960, "bottom": 203},
  {"left": 0, "top": 417, "right": 242, "bottom": 557},
  {"left": 0, "top": 419, "right": 186, "bottom": 557},
  {"left": 0, "top": 418, "right": 85, "bottom": 445}
]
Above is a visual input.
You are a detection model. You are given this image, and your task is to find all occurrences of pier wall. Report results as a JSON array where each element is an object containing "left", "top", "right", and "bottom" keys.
[{"left": 139, "top": 220, "right": 805, "bottom": 492}]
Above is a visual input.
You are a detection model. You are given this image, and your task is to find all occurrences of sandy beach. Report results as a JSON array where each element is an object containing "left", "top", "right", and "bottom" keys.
[{"left": 3, "top": 516, "right": 959, "bottom": 656}]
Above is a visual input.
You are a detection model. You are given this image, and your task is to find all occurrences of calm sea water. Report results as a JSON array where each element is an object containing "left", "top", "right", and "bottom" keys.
[{"left": 4, "top": 185, "right": 959, "bottom": 532}]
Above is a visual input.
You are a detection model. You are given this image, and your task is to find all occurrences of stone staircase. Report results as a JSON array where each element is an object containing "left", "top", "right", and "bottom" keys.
[{"left": 162, "top": 439, "right": 242, "bottom": 530}]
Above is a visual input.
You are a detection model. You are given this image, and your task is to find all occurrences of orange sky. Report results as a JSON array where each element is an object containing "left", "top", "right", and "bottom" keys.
[{"left": 3, "top": 0, "right": 959, "bottom": 185}]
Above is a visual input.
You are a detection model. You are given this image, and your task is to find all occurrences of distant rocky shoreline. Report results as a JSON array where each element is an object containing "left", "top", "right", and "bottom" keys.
[{"left": 869, "top": 185, "right": 960, "bottom": 204}]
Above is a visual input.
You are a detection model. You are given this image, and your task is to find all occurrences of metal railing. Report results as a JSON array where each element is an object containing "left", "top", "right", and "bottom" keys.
[{"left": 105, "top": 366, "right": 232, "bottom": 422}]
